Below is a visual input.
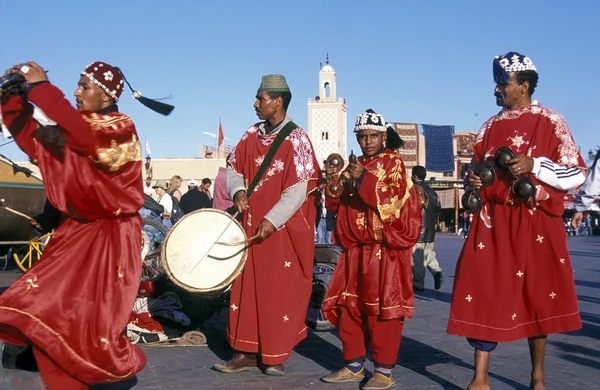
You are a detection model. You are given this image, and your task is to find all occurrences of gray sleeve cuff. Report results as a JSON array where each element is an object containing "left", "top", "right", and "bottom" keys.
[
  {"left": 226, "top": 166, "right": 246, "bottom": 200},
  {"left": 264, "top": 182, "right": 308, "bottom": 229}
]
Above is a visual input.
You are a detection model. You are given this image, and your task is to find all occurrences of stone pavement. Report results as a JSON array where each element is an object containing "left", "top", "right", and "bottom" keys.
[{"left": 1, "top": 235, "right": 599, "bottom": 389}]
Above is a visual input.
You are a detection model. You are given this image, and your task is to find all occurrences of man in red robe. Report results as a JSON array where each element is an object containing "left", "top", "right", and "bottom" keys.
[
  {"left": 213, "top": 74, "right": 320, "bottom": 375},
  {"left": 447, "top": 52, "right": 587, "bottom": 390},
  {"left": 0, "top": 61, "right": 169, "bottom": 389},
  {"left": 321, "top": 109, "right": 422, "bottom": 390}
]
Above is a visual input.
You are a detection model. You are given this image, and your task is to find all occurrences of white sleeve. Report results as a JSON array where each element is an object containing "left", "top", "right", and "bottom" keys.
[
  {"left": 159, "top": 194, "right": 173, "bottom": 213},
  {"left": 574, "top": 154, "right": 600, "bottom": 212},
  {"left": 531, "top": 157, "right": 586, "bottom": 191}
]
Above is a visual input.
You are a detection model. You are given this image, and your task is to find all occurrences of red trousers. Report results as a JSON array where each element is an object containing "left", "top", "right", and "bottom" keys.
[
  {"left": 34, "top": 348, "right": 88, "bottom": 390},
  {"left": 337, "top": 306, "right": 404, "bottom": 368}
]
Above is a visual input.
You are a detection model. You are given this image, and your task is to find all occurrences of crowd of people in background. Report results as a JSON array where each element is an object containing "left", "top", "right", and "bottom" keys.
[{"left": 141, "top": 169, "right": 233, "bottom": 231}]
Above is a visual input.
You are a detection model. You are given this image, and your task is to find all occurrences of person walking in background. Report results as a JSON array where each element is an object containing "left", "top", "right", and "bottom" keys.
[
  {"left": 179, "top": 179, "right": 212, "bottom": 214},
  {"left": 572, "top": 150, "right": 599, "bottom": 234},
  {"left": 153, "top": 180, "right": 174, "bottom": 229},
  {"left": 411, "top": 165, "right": 444, "bottom": 291},
  {"left": 213, "top": 163, "right": 233, "bottom": 211}
]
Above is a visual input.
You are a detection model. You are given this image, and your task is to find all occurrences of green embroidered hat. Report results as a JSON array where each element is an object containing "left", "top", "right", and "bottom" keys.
[{"left": 257, "top": 74, "right": 290, "bottom": 93}]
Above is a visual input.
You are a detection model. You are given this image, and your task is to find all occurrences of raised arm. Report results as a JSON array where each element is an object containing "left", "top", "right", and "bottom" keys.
[{"left": 27, "top": 82, "right": 96, "bottom": 156}]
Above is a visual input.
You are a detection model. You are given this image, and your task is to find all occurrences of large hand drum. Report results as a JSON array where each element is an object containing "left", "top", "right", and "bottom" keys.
[{"left": 161, "top": 209, "right": 248, "bottom": 295}]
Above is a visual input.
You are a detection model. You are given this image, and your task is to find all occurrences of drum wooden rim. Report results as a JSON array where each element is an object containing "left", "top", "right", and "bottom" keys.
[{"left": 160, "top": 208, "right": 248, "bottom": 295}]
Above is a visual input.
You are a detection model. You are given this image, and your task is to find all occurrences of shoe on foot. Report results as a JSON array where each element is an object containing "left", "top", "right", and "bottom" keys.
[
  {"left": 363, "top": 372, "right": 396, "bottom": 389},
  {"left": 321, "top": 366, "right": 366, "bottom": 383},
  {"left": 212, "top": 353, "right": 257, "bottom": 373},
  {"left": 434, "top": 272, "right": 444, "bottom": 290},
  {"left": 263, "top": 364, "right": 285, "bottom": 376}
]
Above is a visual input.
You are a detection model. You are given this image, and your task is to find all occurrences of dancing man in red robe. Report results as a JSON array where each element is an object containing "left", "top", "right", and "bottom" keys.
[
  {"left": 447, "top": 52, "right": 587, "bottom": 390},
  {"left": 321, "top": 109, "right": 422, "bottom": 390},
  {"left": 0, "top": 61, "right": 171, "bottom": 389},
  {"left": 213, "top": 74, "right": 320, "bottom": 375}
]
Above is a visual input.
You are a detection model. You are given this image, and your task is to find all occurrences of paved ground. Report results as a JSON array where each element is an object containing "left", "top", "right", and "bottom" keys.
[{"left": 1, "top": 234, "right": 599, "bottom": 389}]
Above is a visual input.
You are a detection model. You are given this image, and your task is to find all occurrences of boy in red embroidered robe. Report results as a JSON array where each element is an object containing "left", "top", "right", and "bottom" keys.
[
  {"left": 447, "top": 52, "right": 587, "bottom": 390},
  {"left": 0, "top": 61, "right": 170, "bottom": 389},
  {"left": 321, "top": 109, "right": 421, "bottom": 390}
]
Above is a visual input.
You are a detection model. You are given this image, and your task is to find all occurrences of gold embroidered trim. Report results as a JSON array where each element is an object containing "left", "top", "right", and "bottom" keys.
[
  {"left": 262, "top": 352, "right": 290, "bottom": 358},
  {"left": 229, "top": 335, "right": 258, "bottom": 345},
  {"left": 355, "top": 212, "right": 366, "bottom": 231},
  {"left": 372, "top": 214, "right": 384, "bottom": 241},
  {"left": 95, "top": 134, "right": 142, "bottom": 172},
  {"left": 82, "top": 113, "right": 134, "bottom": 131},
  {"left": 370, "top": 156, "right": 413, "bottom": 222},
  {"left": 381, "top": 305, "right": 414, "bottom": 310},
  {"left": 0, "top": 307, "right": 132, "bottom": 379}
]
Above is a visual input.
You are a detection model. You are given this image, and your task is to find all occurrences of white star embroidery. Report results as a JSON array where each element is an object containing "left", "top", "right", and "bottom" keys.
[
  {"left": 100, "top": 337, "right": 110, "bottom": 350},
  {"left": 465, "top": 295, "right": 473, "bottom": 302},
  {"left": 536, "top": 235, "right": 544, "bottom": 243},
  {"left": 559, "top": 258, "right": 565, "bottom": 264},
  {"left": 376, "top": 249, "right": 382, "bottom": 259},
  {"left": 284, "top": 261, "right": 291, "bottom": 267},
  {"left": 478, "top": 242, "right": 485, "bottom": 250},
  {"left": 507, "top": 130, "right": 529, "bottom": 152},
  {"left": 283, "top": 315, "right": 289, "bottom": 321},
  {"left": 517, "top": 270, "right": 523, "bottom": 278},
  {"left": 512, "top": 313, "right": 517, "bottom": 320},
  {"left": 231, "top": 303, "right": 238, "bottom": 311},
  {"left": 26, "top": 275, "right": 39, "bottom": 291},
  {"left": 549, "top": 292, "right": 556, "bottom": 299}
]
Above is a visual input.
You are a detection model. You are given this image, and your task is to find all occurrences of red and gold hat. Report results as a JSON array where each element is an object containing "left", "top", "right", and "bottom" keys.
[
  {"left": 80, "top": 61, "right": 174, "bottom": 116},
  {"left": 81, "top": 61, "right": 125, "bottom": 102}
]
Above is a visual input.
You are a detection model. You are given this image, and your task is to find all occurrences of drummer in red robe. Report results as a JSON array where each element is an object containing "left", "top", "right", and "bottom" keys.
[
  {"left": 0, "top": 61, "right": 172, "bottom": 389},
  {"left": 321, "top": 109, "right": 422, "bottom": 390},
  {"left": 447, "top": 52, "right": 587, "bottom": 390},
  {"left": 213, "top": 74, "right": 321, "bottom": 375}
]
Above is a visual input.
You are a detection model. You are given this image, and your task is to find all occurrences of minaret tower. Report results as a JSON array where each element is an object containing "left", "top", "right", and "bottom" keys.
[{"left": 307, "top": 55, "right": 348, "bottom": 169}]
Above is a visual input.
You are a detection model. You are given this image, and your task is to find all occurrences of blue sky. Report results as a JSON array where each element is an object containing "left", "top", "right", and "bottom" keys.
[{"left": 1, "top": 0, "right": 598, "bottom": 161}]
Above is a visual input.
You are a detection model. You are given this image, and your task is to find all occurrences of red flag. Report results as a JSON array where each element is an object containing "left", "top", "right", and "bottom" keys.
[{"left": 218, "top": 119, "right": 224, "bottom": 147}]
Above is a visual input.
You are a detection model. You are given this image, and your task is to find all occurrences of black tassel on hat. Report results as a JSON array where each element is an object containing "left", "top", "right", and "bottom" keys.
[
  {"left": 385, "top": 123, "right": 405, "bottom": 150},
  {"left": 115, "top": 67, "right": 175, "bottom": 116}
]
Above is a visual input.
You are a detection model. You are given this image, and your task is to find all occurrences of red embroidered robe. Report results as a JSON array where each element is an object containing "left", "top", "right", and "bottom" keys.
[
  {"left": 447, "top": 103, "right": 586, "bottom": 342},
  {"left": 0, "top": 83, "right": 146, "bottom": 384},
  {"left": 323, "top": 151, "right": 422, "bottom": 323},
  {"left": 227, "top": 124, "right": 320, "bottom": 365}
]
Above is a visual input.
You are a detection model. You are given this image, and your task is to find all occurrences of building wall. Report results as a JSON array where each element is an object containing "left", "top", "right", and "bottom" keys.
[{"left": 14, "top": 158, "right": 228, "bottom": 196}]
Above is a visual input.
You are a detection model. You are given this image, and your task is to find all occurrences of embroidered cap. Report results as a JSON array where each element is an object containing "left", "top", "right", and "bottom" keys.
[
  {"left": 354, "top": 109, "right": 387, "bottom": 133},
  {"left": 493, "top": 52, "right": 537, "bottom": 85},
  {"left": 81, "top": 61, "right": 174, "bottom": 115},
  {"left": 81, "top": 62, "right": 125, "bottom": 101},
  {"left": 257, "top": 74, "right": 291, "bottom": 93}
]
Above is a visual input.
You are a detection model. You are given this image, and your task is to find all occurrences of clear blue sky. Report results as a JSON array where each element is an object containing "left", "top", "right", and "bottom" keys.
[{"left": 1, "top": 0, "right": 598, "bottom": 161}]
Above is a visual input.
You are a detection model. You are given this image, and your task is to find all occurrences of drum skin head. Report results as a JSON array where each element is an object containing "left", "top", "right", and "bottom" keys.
[{"left": 161, "top": 209, "right": 248, "bottom": 294}]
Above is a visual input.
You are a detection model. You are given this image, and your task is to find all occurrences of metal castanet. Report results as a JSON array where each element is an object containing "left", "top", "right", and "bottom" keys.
[
  {"left": 494, "top": 147, "right": 536, "bottom": 200},
  {"left": 324, "top": 151, "right": 357, "bottom": 199},
  {"left": 161, "top": 208, "right": 249, "bottom": 295},
  {"left": 461, "top": 161, "right": 496, "bottom": 213}
]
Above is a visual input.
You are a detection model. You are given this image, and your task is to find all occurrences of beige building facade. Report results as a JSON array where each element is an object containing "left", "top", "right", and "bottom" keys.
[
  {"left": 15, "top": 158, "right": 228, "bottom": 196},
  {"left": 307, "top": 57, "right": 348, "bottom": 169}
]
